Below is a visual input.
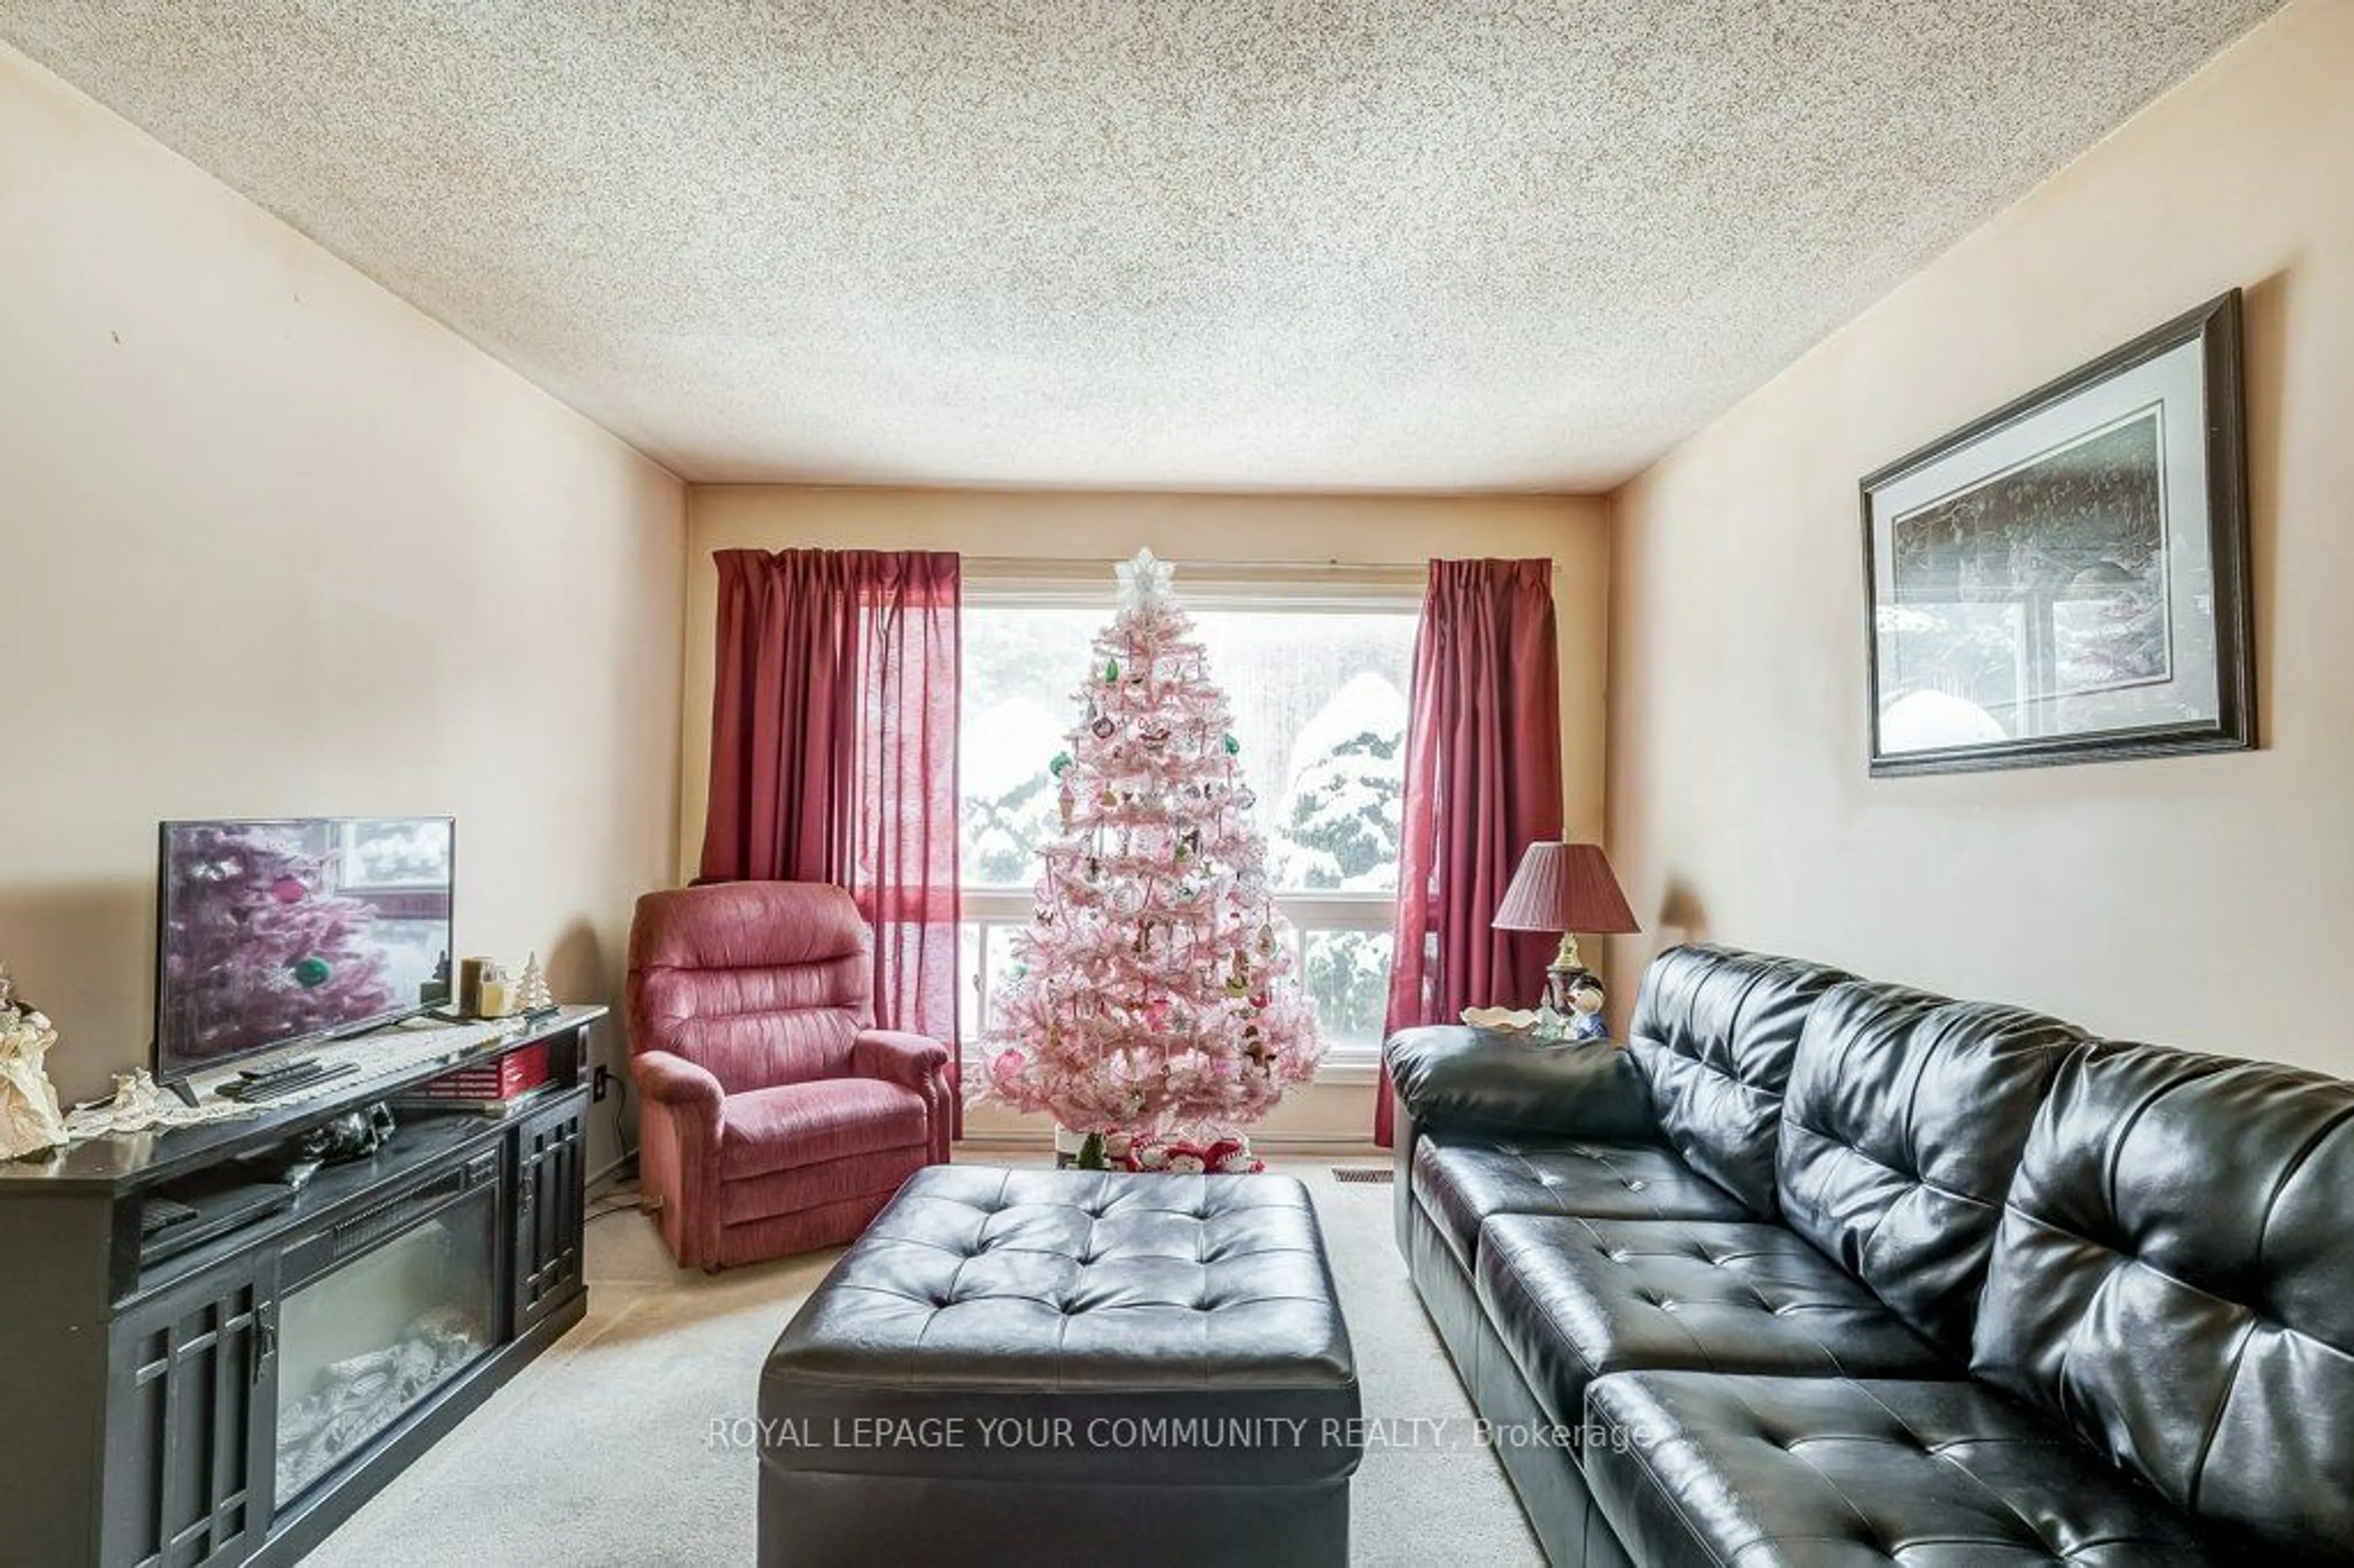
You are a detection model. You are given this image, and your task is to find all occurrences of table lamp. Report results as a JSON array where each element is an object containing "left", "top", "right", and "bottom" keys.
[{"left": 1492, "top": 842, "right": 1640, "bottom": 1040}]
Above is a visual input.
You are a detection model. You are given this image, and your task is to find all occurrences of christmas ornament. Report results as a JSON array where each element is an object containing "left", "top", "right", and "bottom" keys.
[
  {"left": 978, "top": 549, "right": 1323, "bottom": 1148},
  {"left": 291, "top": 956, "right": 332, "bottom": 988}
]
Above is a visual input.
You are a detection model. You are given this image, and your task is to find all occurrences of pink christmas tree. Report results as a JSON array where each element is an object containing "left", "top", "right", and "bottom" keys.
[
  {"left": 981, "top": 550, "right": 1324, "bottom": 1162},
  {"left": 161, "top": 823, "right": 397, "bottom": 1065}
]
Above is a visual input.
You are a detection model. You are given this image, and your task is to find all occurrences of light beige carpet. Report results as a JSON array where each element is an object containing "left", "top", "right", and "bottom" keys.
[{"left": 307, "top": 1159, "right": 1544, "bottom": 1566}]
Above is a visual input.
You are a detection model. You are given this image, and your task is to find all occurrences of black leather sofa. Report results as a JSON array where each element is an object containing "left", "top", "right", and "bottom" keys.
[{"left": 1387, "top": 944, "right": 2354, "bottom": 1566}]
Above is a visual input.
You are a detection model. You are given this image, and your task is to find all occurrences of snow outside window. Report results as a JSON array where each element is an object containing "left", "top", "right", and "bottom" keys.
[{"left": 959, "top": 587, "right": 1417, "bottom": 1068}]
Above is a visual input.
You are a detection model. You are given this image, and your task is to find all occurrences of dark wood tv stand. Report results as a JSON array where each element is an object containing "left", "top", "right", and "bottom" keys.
[{"left": 0, "top": 1007, "right": 603, "bottom": 1567}]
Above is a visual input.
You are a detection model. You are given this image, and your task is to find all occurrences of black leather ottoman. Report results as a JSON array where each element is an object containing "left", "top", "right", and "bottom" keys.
[{"left": 759, "top": 1166, "right": 1363, "bottom": 1567}]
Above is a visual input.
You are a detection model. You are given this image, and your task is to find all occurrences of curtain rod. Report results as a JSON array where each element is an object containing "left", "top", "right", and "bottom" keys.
[{"left": 963, "top": 555, "right": 1556, "bottom": 574}]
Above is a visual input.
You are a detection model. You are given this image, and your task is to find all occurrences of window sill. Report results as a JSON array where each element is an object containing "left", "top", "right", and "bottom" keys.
[
  {"left": 956, "top": 1049, "right": 1382, "bottom": 1087},
  {"left": 1314, "top": 1052, "right": 1382, "bottom": 1087}
]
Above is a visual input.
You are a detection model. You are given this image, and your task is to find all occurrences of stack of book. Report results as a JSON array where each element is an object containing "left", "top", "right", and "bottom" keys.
[{"left": 393, "top": 1040, "right": 552, "bottom": 1116}]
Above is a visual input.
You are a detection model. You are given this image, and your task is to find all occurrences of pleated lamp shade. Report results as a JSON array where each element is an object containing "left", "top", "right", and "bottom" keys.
[{"left": 1492, "top": 842, "right": 1640, "bottom": 936}]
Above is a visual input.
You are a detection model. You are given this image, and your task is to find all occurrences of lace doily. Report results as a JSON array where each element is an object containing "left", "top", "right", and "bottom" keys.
[{"left": 64, "top": 1069, "right": 254, "bottom": 1140}]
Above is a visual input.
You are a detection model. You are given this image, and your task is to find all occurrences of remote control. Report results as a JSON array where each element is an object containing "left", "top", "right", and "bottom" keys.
[
  {"left": 237, "top": 1057, "right": 322, "bottom": 1085},
  {"left": 220, "top": 1061, "right": 359, "bottom": 1103}
]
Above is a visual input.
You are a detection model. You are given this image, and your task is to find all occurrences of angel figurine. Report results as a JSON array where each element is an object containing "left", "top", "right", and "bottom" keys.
[{"left": 0, "top": 963, "right": 70, "bottom": 1159}]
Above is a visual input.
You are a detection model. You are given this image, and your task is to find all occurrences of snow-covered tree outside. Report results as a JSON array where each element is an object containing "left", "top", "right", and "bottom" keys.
[
  {"left": 1270, "top": 672, "right": 1407, "bottom": 891},
  {"left": 961, "top": 692, "right": 1070, "bottom": 887},
  {"left": 1271, "top": 672, "right": 1406, "bottom": 1041}
]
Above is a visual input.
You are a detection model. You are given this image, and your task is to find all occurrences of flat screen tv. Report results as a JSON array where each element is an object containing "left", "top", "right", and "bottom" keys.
[{"left": 154, "top": 816, "right": 455, "bottom": 1083}]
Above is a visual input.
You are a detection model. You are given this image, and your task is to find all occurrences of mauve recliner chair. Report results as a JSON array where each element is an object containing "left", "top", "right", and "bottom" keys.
[{"left": 625, "top": 881, "right": 954, "bottom": 1269}]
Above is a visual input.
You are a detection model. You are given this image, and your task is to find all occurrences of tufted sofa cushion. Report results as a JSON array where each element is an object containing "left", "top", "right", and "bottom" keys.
[
  {"left": 1474, "top": 1215, "right": 1948, "bottom": 1430},
  {"left": 1775, "top": 982, "right": 2083, "bottom": 1357},
  {"left": 1582, "top": 1371, "right": 2219, "bottom": 1566},
  {"left": 762, "top": 1166, "right": 1360, "bottom": 1486},
  {"left": 1972, "top": 1040, "right": 2354, "bottom": 1560},
  {"left": 1412, "top": 1130, "right": 1754, "bottom": 1272},
  {"left": 1624, "top": 946, "right": 1854, "bottom": 1217}
]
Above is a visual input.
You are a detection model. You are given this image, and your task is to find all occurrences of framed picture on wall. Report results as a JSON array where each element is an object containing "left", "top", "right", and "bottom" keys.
[{"left": 1860, "top": 289, "right": 2254, "bottom": 777}]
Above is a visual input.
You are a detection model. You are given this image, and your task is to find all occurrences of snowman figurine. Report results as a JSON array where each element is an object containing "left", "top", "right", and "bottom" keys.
[{"left": 1564, "top": 980, "right": 1610, "bottom": 1043}]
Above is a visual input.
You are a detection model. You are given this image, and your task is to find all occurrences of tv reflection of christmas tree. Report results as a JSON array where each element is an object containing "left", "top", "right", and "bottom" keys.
[
  {"left": 981, "top": 550, "right": 1324, "bottom": 1154},
  {"left": 164, "top": 824, "right": 396, "bottom": 1061}
]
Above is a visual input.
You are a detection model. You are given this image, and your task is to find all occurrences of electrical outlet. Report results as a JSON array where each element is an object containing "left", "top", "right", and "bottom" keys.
[{"left": 592, "top": 1065, "right": 613, "bottom": 1102}]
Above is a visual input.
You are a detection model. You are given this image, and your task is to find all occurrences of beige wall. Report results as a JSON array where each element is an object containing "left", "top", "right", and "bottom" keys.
[
  {"left": 1606, "top": 0, "right": 2351, "bottom": 1072},
  {"left": 0, "top": 44, "right": 688, "bottom": 1167},
  {"left": 684, "top": 487, "right": 1609, "bottom": 1141}
]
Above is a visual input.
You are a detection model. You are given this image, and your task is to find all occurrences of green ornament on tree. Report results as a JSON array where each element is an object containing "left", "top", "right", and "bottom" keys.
[
  {"left": 291, "top": 956, "right": 331, "bottom": 988},
  {"left": 1103, "top": 658, "right": 1120, "bottom": 683},
  {"left": 1223, "top": 733, "right": 1241, "bottom": 755}
]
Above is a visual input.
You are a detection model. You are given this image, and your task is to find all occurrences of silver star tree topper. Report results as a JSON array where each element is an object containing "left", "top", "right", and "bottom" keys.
[{"left": 1114, "top": 547, "right": 1176, "bottom": 612}]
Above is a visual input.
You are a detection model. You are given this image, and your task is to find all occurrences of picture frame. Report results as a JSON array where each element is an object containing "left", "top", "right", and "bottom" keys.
[{"left": 1861, "top": 289, "right": 2253, "bottom": 777}]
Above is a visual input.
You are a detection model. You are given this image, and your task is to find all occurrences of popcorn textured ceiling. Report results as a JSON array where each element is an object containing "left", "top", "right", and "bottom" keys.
[{"left": 0, "top": 2, "right": 2283, "bottom": 490}]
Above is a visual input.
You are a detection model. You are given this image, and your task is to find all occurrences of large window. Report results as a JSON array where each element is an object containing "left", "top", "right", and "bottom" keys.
[{"left": 958, "top": 568, "right": 1419, "bottom": 1067}]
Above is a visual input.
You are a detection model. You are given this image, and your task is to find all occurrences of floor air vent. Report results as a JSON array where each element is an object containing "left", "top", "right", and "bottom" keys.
[{"left": 1332, "top": 1166, "right": 1393, "bottom": 1184}]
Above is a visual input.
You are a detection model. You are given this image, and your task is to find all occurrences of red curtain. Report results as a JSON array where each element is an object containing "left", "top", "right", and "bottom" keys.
[
  {"left": 1378, "top": 558, "right": 1564, "bottom": 1146},
  {"left": 699, "top": 550, "right": 962, "bottom": 1121}
]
